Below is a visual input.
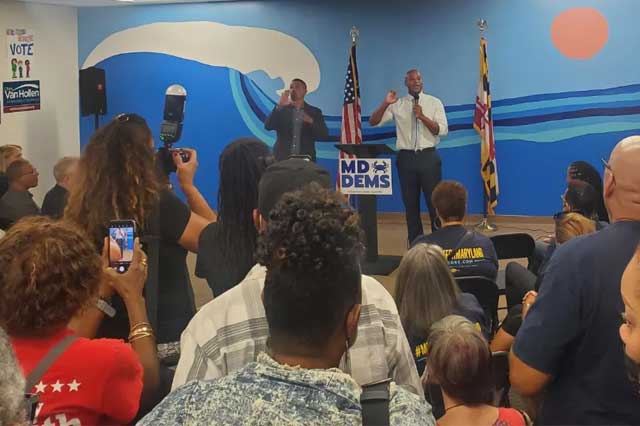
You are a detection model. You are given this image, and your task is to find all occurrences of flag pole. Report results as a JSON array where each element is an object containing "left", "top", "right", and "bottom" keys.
[
  {"left": 347, "top": 26, "right": 360, "bottom": 211},
  {"left": 474, "top": 18, "right": 497, "bottom": 232}
]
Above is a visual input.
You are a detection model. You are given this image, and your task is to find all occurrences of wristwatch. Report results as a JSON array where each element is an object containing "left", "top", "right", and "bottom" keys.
[{"left": 96, "top": 298, "right": 116, "bottom": 318}]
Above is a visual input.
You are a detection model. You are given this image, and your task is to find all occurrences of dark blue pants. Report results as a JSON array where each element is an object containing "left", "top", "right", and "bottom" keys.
[{"left": 397, "top": 148, "right": 442, "bottom": 243}]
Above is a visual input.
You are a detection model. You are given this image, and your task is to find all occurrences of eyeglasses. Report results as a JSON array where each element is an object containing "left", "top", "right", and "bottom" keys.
[
  {"left": 114, "top": 113, "right": 144, "bottom": 124},
  {"left": 601, "top": 157, "right": 616, "bottom": 185},
  {"left": 115, "top": 113, "right": 131, "bottom": 122}
]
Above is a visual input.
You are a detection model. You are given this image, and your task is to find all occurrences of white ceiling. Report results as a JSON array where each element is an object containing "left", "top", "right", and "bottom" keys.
[{"left": 18, "top": 0, "right": 232, "bottom": 6}]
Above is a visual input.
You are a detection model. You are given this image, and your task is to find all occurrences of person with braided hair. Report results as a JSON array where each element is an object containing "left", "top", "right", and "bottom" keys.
[
  {"left": 195, "top": 138, "right": 272, "bottom": 297},
  {"left": 140, "top": 183, "right": 433, "bottom": 425}
]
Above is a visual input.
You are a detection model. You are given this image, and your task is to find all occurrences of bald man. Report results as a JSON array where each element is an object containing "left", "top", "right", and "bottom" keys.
[
  {"left": 509, "top": 136, "right": 640, "bottom": 425},
  {"left": 370, "top": 70, "right": 448, "bottom": 243}
]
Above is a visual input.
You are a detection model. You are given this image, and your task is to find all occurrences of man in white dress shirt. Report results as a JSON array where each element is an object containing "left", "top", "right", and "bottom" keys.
[{"left": 369, "top": 69, "right": 448, "bottom": 243}]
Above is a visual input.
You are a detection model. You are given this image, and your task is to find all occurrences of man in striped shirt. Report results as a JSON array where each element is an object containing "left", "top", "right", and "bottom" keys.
[{"left": 172, "top": 159, "right": 423, "bottom": 396}]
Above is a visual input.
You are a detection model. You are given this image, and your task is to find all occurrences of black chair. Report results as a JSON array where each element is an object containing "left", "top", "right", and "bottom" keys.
[
  {"left": 490, "top": 233, "right": 535, "bottom": 263},
  {"left": 491, "top": 351, "right": 511, "bottom": 407},
  {"left": 490, "top": 233, "right": 536, "bottom": 304},
  {"left": 455, "top": 276, "right": 499, "bottom": 336}
]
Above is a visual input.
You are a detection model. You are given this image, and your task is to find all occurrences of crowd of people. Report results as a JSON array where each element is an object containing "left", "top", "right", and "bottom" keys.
[{"left": 0, "top": 107, "right": 639, "bottom": 426}]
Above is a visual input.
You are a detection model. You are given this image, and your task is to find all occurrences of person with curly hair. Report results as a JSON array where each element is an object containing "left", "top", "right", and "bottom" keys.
[
  {"left": 65, "top": 113, "right": 210, "bottom": 344},
  {"left": 0, "top": 217, "right": 158, "bottom": 425},
  {"left": 173, "top": 159, "right": 422, "bottom": 397},
  {"left": 140, "top": 183, "right": 433, "bottom": 425}
]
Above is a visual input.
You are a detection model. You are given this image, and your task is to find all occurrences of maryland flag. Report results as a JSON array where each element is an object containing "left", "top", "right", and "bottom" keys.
[{"left": 473, "top": 37, "right": 499, "bottom": 214}]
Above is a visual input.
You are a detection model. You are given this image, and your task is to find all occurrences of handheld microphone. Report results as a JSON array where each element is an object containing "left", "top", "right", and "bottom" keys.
[{"left": 412, "top": 92, "right": 420, "bottom": 104}]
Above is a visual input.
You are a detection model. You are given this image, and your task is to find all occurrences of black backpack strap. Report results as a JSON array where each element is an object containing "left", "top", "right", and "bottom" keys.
[
  {"left": 447, "top": 230, "right": 473, "bottom": 261},
  {"left": 361, "top": 379, "right": 391, "bottom": 426},
  {"left": 25, "top": 334, "right": 78, "bottom": 393},
  {"left": 140, "top": 207, "right": 160, "bottom": 332}
]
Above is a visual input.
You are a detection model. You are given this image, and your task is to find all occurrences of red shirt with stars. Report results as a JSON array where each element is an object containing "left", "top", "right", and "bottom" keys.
[{"left": 12, "top": 328, "right": 143, "bottom": 426}]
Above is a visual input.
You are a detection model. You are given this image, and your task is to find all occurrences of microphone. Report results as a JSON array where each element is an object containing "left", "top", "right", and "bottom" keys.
[{"left": 412, "top": 92, "right": 420, "bottom": 104}]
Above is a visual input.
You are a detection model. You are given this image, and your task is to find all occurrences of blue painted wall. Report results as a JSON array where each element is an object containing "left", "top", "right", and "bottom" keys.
[{"left": 78, "top": 0, "right": 640, "bottom": 215}]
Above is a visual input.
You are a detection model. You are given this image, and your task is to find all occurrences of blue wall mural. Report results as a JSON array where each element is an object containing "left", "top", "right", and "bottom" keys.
[{"left": 78, "top": 0, "right": 640, "bottom": 215}]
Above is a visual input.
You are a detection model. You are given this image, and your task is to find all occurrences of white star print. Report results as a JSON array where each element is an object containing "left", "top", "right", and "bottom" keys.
[
  {"left": 34, "top": 381, "right": 47, "bottom": 393},
  {"left": 51, "top": 380, "right": 63, "bottom": 392},
  {"left": 68, "top": 380, "right": 81, "bottom": 392}
]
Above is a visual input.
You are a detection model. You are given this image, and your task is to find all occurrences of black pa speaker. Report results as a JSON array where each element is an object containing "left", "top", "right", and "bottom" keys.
[{"left": 79, "top": 67, "right": 107, "bottom": 116}]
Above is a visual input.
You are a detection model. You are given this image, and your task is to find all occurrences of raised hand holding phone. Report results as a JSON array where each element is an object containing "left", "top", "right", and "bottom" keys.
[
  {"left": 108, "top": 220, "right": 136, "bottom": 273},
  {"left": 103, "top": 237, "right": 148, "bottom": 302}
]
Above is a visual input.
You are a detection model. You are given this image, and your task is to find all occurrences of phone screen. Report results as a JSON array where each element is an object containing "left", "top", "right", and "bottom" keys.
[{"left": 109, "top": 220, "right": 136, "bottom": 273}]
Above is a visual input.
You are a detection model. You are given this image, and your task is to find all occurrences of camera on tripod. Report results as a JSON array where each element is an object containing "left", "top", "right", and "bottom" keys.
[{"left": 158, "top": 84, "right": 190, "bottom": 175}]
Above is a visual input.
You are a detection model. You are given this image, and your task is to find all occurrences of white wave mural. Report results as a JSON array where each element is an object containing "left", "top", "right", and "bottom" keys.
[{"left": 81, "top": 21, "right": 321, "bottom": 93}]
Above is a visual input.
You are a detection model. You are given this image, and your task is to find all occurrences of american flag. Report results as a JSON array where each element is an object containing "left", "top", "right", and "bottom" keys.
[
  {"left": 473, "top": 37, "right": 499, "bottom": 214},
  {"left": 338, "top": 43, "right": 362, "bottom": 189}
]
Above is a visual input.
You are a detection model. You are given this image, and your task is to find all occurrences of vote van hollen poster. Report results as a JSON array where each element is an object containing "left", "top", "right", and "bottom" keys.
[{"left": 7, "top": 29, "right": 35, "bottom": 80}]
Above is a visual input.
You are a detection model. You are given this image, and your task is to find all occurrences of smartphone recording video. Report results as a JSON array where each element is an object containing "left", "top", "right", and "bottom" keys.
[{"left": 109, "top": 220, "right": 136, "bottom": 274}]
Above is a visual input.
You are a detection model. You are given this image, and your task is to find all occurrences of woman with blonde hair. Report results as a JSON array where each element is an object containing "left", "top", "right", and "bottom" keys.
[
  {"left": 395, "top": 243, "right": 487, "bottom": 377},
  {"left": 0, "top": 144, "right": 22, "bottom": 198}
]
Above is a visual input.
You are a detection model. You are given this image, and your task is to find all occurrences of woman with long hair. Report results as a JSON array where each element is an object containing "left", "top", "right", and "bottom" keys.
[
  {"left": 395, "top": 243, "right": 487, "bottom": 377},
  {"left": 195, "top": 138, "right": 271, "bottom": 297},
  {"left": 567, "top": 160, "right": 609, "bottom": 223},
  {"left": 65, "top": 113, "right": 210, "bottom": 344}
]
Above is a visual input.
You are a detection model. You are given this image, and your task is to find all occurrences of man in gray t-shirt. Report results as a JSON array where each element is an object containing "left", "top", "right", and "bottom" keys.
[{"left": 0, "top": 159, "right": 40, "bottom": 226}]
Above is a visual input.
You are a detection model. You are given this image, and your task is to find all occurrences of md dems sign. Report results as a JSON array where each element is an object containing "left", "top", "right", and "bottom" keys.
[{"left": 340, "top": 158, "right": 392, "bottom": 195}]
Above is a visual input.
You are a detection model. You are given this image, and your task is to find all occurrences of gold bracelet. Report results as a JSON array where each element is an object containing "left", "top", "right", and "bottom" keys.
[
  {"left": 128, "top": 326, "right": 154, "bottom": 341},
  {"left": 129, "top": 332, "right": 155, "bottom": 343},
  {"left": 130, "top": 321, "right": 151, "bottom": 331}
]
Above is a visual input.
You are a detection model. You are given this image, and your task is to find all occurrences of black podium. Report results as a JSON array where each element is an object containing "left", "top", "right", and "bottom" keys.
[{"left": 336, "top": 143, "right": 401, "bottom": 276}]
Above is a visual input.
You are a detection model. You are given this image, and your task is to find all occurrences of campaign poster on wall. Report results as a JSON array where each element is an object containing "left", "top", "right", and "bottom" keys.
[
  {"left": 3, "top": 80, "right": 41, "bottom": 113},
  {"left": 7, "top": 29, "right": 35, "bottom": 80}
]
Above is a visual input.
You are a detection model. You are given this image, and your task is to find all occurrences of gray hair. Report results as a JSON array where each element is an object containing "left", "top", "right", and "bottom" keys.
[
  {"left": 0, "top": 327, "right": 26, "bottom": 425},
  {"left": 427, "top": 315, "right": 492, "bottom": 404},
  {"left": 395, "top": 243, "right": 459, "bottom": 338},
  {"left": 53, "top": 156, "right": 79, "bottom": 183}
]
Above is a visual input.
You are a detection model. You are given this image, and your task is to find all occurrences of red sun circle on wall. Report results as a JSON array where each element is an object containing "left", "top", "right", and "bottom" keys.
[{"left": 551, "top": 7, "right": 609, "bottom": 59}]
